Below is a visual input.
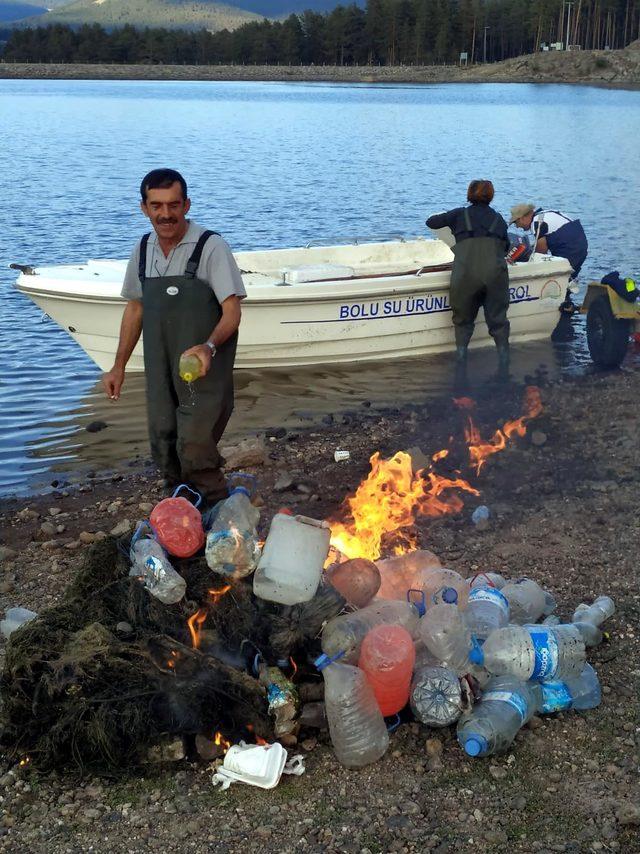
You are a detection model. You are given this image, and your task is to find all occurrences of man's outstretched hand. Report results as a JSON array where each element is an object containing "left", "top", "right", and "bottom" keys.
[
  {"left": 103, "top": 366, "right": 125, "bottom": 400},
  {"left": 181, "top": 344, "right": 213, "bottom": 378}
]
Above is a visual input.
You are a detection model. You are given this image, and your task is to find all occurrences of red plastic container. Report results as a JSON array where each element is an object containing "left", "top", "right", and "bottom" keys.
[
  {"left": 149, "top": 485, "right": 204, "bottom": 558},
  {"left": 358, "top": 624, "right": 416, "bottom": 716}
]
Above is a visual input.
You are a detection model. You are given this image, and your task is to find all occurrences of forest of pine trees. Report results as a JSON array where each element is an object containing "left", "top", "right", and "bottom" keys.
[{"left": 1, "top": 0, "right": 638, "bottom": 67}]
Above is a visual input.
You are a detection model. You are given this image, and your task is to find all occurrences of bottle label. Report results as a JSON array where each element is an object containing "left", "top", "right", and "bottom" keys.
[
  {"left": 482, "top": 690, "right": 528, "bottom": 723},
  {"left": 540, "top": 682, "right": 573, "bottom": 713},
  {"left": 469, "top": 587, "right": 509, "bottom": 617},
  {"left": 144, "top": 555, "right": 164, "bottom": 581},
  {"left": 530, "top": 629, "right": 559, "bottom": 679}
]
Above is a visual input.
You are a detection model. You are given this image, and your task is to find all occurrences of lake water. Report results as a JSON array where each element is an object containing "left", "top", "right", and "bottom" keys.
[{"left": 1, "top": 79, "right": 639, "bottom": 496}]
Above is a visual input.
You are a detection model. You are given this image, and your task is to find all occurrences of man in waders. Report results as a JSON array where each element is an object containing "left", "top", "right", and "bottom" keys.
[
  {"left": 510, "top": 203, "right": 588, "bottom": 314},
  {"left": 102, "top": 168, "right": 246, "bottom": 504},
  {"left": 426, "top": 180, "right": 510, "bottom": 379}
]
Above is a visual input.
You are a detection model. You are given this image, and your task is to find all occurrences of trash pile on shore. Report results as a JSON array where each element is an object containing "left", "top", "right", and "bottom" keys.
[{"left": 0, "top": 462, "right": 614, "bottom": 781}]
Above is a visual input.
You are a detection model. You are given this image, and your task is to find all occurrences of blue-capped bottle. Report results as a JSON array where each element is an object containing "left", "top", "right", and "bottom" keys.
[
  {"left": 464, "top": 581, "right": 510, "bottom": 640},
  {"left": 315, "top": 653, "right": 389, "bottom": 768},
  {"left": 538, "top": 663, "right": 601, "bottom": 714},
  {"left": 457, "top": 676, "right": 541, "bottom": 757},
  {"left": 469, "top": 624, "right": 585, "bottom": 682}
]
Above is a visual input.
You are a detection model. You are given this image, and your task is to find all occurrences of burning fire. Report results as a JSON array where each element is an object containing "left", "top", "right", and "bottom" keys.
[
  {"left": 247, "top": 724, "right": 269, "bottom": 746},
  {"left": 329, "top": 387, "right": 542, "bottom": 562},
  {"left": 166, "top": 649, "right": 180, "bottom": 669},
  {"left": 187, "top": 609, "right": 207, "bottom": 649},
  {"left": 465, "top": 386, "right": 542, "bottom": 475},
  {"left": 329, "top": 450, "right": 479, "bottom": 562},
  {"left": 213, "top": 731, "right": 231, "bottom": 753},
  {"left": 209, "top": 584, "right": 231, "bottom": 605}
]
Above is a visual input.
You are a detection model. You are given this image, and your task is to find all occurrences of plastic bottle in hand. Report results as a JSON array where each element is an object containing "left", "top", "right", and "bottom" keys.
[
  {"left": 322, "top": 599, "right": 420, "bottom": 664},
  {"left": 205, "top": 487, "right": 260, "bottom": 578},
  {"left": 464, "top": 581, "right": 510, "bottom": 640},
  {"left": 358, "top": 624, "right": 416, "bottom": 716},
  {"left": 129, "top": 531, "right": 186, "bottom": 604},
  {"left": 315, "top": 654, "right": 389, "bottom": 768},
  {"left": 418, "top": 603, "right": 472, "bottom": 675},
  {"left": 501, "top": 578, "right": 555, "bottom": 624},
  {"left": 469, "top": 624, "right": 585, "bottom": 682},
  {"left": 457, "top": 676, "right": 541, "bottom": 757},
  {"left": 411, "top": 664, "right": 462, "bottom": 727},
  {"left": 179, "top": 353, "right": 204, "bottom": 383},
  {"left": 538, "top": 663, "right": 601, "bottom": 714}
]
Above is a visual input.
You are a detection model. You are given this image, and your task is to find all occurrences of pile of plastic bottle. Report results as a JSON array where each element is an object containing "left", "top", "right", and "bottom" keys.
[{"left": 125, "top": 483, "right": 614, "bottom": 769}]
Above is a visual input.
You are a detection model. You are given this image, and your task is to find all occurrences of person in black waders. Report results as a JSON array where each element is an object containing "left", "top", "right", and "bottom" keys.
[
  {"left": 510, "top": 203, "right": 588, "bottom": 314},
  {"left": 426, "top": 179, "right": 510, "bottom": 379},
  {"left": 102, "top": 168, "right": 246, "bottom": 505}
]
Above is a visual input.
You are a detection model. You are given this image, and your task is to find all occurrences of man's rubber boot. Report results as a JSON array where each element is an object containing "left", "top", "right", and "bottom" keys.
[
  {"left": 560, "top": 288, "right": 578, "bottom": 315},
  {"left": 455, "top": 345, "right": 468, "bottom": 364},
  {"left": 454, "top": 345, "right": 469, "bottom": 391},
  {"left": 496, "top": 344, "right": 510, "bottom": 381}
]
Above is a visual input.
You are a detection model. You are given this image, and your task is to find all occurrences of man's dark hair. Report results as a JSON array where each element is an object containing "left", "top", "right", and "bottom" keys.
[
  {"left": 140, "top": 169, "right": 187, "bottom": 203},
  {"left": 467, "top": 179, "right": 495, "bottom": 205}
]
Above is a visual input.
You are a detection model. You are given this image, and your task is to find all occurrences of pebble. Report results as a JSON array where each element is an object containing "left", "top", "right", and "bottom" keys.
[
  {"left": 274, "top": 473, "right": 294, "bottom": 492},
  {"left": 79, "top": 531, "right": 97, "bottom": 544},
  {"left": 616, "top": 802, "right": 640, "bottom": 826},
  {"left": 425, "top": 738, "right": 443, "bottom": 758},
  {"left": 48, "top": 507, "right": 62, "bottom": 517},
  {"left": 138, "top": 503, "right": 153, "bottom": 514},
  {"left": 531, "top": 430, "right": 548, "bottom": 446},
  {"left": 489, "top": 765, "right": 508, "bottom": 780},
  {"left": 0, "top": 546, "right": 17, "bottom": 562},
  {"left": 110, "top": 519, "right": 132, "bottom": 538},
  {"left": 40, "top": 522, "right": 56, "bottom": 537}
]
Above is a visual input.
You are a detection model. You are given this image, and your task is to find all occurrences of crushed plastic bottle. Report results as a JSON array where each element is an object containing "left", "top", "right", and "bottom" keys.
[
  {"left": 572, "top": 622, "right": 604, "bottom": 648},
  {"left": 315, "top": 653, "right": 389, "bottom": 768},
  {"left": 457, "top": 676, "right": 541, "bottom": 757},
  {"left": 470, "top": 624, "right": 586, "bottom": 682},
  {"left": 411, "top": 664, "right": 462, "bottom": 727},
  {"left": 375, "top": 549, "right": 442, "bottom": 600},
  {"left": 0, "top": 607, "right": 38, "bottom": 639},
  {"left": 573, "top": 596, "right": 615, "bottom": 629},
  {"left": 541, "top": 614, "right": 561, "bottom": 626},
  {"left": 538, "top": 663, "right": 601, "bottom": 714},
  {"left": 413, "top": 567, "right": 469, "bottom": 610},
  {"left": 129, "top": 525, "right": 186, "bottom": 604},
  {"left": 501, "top": 578, "right": 556, "bottom": 624},
  {"left": 359, "top": 624, "right": 416, "bottom": 716},
  {"left": 321, "top": 599, "right": 420, "bottom": 664},
  {"left": 468, "top": 572, "right": 507, "bottom": 590},
  {"left": 418, "top": 603, "right": 472, "bottom": 675},
  {"left": 464, "top": 581, "right": 510, "bottom": 640},
  {"left": 179, "top": 352, "right": 204, "bottom": 383},
  {"left": 205, "top": 487, "right": 261, "bottom": 579}
]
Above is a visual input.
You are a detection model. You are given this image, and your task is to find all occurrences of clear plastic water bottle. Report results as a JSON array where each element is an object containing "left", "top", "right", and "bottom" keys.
[
  {"left": 205, "top": 487, "right": 261, "bottom": 579},
  {"left": 573, "top": 596, "right": 615, "bottom": 628},
  {"left": 358, "top": 624, "right": 416, "bottom": 716},
  {"left": 418, "top": 603, "right": 472, "bottom": 675},
  {"left": 464, "top": 583, "right": 510, "bottom": 640},
  {"left": 315, "top": 654, "right": 389, "bottom": 768},
  {"left": 457, "top": 676, "right": 541, "bottom": 756},
  {"left": 374, "top": 549, "right": 442, "bottom": 600},
  {"left": 129, "top": 525, "right": 186, "bottom": 605},
  {"left": 538, "top": 663, "right": 601, "bottom": 714},
  {"left": 322, "top": 599, "right": 420, "bottom": 664},
  {"left": 0, "top": 607, "right": 38, "bottom": 639},
  {"left": 410, "top": 664, "right": 462, "bottom": 727},
  {"left": 419, "top": 568, "right": 469, "bottom": 610},
  {"left": 501, "top": 578, "right": 556, "bottom": 624},
  {"left": 541, "top": 614, "right": 561, "bottom": 626},
  {"left": 469, "top": 624, "right": 585, "bottom": 682},
  {"left": 468, "top": 572, "right": 507, "bottom": 590},
  {"left": 573, "top": 621, "right": 604, "bottom": 648}
]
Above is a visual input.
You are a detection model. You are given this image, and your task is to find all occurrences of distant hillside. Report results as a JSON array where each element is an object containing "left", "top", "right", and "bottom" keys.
[
  {"left": 17, "top": 0, "right": 261, "bottom": 31},
  {"left": 0, "top": 2, "right": 46, "bottom": 23},
  {"left": 233, "top": 0, "right": 364, "bottom": 14}
]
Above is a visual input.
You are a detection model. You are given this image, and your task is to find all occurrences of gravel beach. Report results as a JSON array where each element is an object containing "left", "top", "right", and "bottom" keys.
[{"left": 0, "top": 366, "right": 639, "bottom": 854}]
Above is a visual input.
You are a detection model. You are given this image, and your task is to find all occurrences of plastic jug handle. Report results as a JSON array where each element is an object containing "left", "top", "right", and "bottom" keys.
[
  {"left": 407, "top": 588, "right": 426, "bottom": 617},
  {"left": 292, "top": 514, "right": 330, "bottom": 529},
  {"left": 171, "top": 484, "right": 203, "bottom": 508},
  {"left": 131, "top": 520, "right": 154, "bottom": 547}
]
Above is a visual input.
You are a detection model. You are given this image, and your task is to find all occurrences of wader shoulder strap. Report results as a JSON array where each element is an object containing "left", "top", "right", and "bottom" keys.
[
  {"left": 138, "top": 233, "right": 151, "bottom": 286},
  {"left": 487, "top": 213, "right": 502, "bottom": 237},
  {"left": 463, "top": 208, "right": 473, "bottom": 234},
  {"left": 184, "top": 230, "right": 220, "bottom": 279}
]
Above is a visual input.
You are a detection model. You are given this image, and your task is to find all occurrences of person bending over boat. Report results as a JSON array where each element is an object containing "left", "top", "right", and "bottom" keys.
[
  {"left": 510, "top": 203, "right": 588, "bottom": 312},
  {"left": 102, "top": 168, "right": 246, "bottom": 504},
  {"left": 426, "top": 179, "right": 510, "bottom": 377}
]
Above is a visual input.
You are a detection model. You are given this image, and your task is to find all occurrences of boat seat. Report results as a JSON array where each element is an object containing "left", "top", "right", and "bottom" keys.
[{"left": 280, "top": 264, "right": 355, "bottom": 284}]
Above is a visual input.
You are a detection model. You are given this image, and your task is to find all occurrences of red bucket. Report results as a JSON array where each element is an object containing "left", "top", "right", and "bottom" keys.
[{"left": 150, "top": 485, "right": 205, "bottom": 558}]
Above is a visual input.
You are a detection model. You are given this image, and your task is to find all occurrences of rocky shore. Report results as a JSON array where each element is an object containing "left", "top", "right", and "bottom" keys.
[
  {"left": 1, "top": 40, "right": 639, "bottom": 86},
  {"left": 0, "top": 362, "right": 639, "bottom": 853}
]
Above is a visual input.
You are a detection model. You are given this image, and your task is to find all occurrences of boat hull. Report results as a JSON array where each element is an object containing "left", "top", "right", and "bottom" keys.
[{"left": 15, "top": 240, "right": 570, "bottom": 372}]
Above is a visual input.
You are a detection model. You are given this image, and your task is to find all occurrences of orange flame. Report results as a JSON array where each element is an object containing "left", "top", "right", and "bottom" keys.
[
  {"left": 166, "top": 649, "right": 180, "bottom": 669},
  {"left": 208, "top": 584, "right": 231, "bottom": 605},
  {"left": 214, "top": 731, "right": 231, "bottom": 753},
  {"left": 465, "top": 386, "right": 543, "bottom": 475},
  {"left": 453, "top": 396, "right": 476, "bottom": 410},
  {"left": 247, "top": 724, "right": 269, "bottom": 746},
  {"left": 432, "top": 449, "right": 449, "bottom": 462},
  {"left": 187, "top": 609, "right": 207, "bottom": 649},
  {"left": 329, "top": 450, "right": 479, "bottom": 561}
]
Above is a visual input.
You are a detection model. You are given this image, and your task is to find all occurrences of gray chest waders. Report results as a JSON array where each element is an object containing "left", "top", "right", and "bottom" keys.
[
  {"left": 139, "top": 230, "right": 237, "bottom": 502},
  {"left": 449, "top": 208, "right": 510, "bottom": 349}
]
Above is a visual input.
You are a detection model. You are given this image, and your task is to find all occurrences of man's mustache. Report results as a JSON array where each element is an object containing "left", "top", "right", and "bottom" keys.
[{"left": 158, "top": 218, "right": 177, "bottom": 224}]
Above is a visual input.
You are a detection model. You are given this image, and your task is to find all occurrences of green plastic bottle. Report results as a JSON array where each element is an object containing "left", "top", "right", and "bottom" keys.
[{"left": 179, "top": 353, "right": 203, "bottom": 383}]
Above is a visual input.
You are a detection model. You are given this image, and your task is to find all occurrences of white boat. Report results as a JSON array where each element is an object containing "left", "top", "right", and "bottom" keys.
[{"left": 14, "top": 236, "right": 570, "bottom": 372}]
